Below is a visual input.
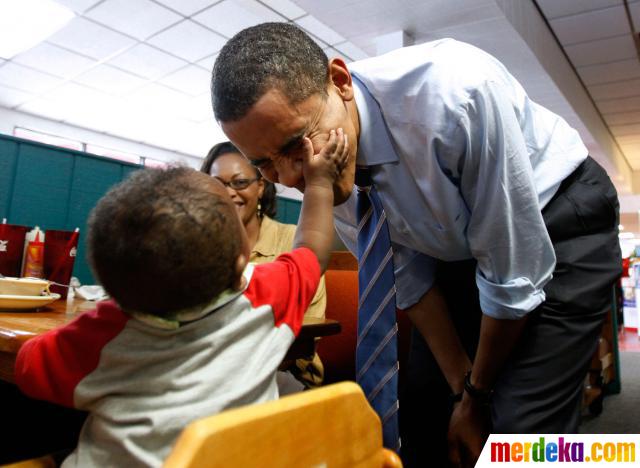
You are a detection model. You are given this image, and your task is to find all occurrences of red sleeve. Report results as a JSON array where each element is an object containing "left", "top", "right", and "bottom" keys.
[
  {"left": 244, "top": 247, "right": 321, "bottom": 336},
  {"left": 14, "top": 300, "right": 130, "bottom": 408}
]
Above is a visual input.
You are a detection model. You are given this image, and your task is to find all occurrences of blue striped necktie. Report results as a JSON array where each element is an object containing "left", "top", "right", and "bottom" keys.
[{"left": 355, "top": 167, "right": 400, "bottom": 452}]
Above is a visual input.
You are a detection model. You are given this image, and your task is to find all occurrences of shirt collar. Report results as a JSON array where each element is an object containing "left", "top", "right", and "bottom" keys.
[
  {"left": 352, "top": 73, "right": 399, "bottom": 167},
  {"left": 251, "top": 215, "right": 278, "bottom": 258},
  {"left": 129, "top": 263, "right": 255, "bottom": 330}
]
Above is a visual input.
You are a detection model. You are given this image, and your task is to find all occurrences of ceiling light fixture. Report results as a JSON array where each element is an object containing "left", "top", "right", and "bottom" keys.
[{"left": 0, "top": 0, "right": 75, "bottom": 59}]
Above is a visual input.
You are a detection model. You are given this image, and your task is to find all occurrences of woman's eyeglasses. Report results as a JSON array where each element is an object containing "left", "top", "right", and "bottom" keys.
[{"left": 215, "top": 177, "right": 259, "bottom": 191}]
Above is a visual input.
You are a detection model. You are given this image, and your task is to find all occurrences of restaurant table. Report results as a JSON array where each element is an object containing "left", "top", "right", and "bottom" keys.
[{"left": 0, "top": 297, "right": 341, "bottom": 384}]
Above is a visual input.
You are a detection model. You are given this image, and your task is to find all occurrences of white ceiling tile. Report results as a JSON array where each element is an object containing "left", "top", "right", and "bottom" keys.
[
  {"left": 121, "top": 94, "right": 214, "bottom": 140},
  {"left": 86, "top": 0, "right": 182, "bottom": 40},
  {"left": 43, "top": 84, "right": 120, "bottom": 128},
  {"left": 177, "top": 120, "right": 225, "bottom": 155},
  {"left": 73, "top": 64, "right": 149, "bottom": 95},
  {"left": 536, "top": 0, "right": 622, "bottom": 20},
  {"left": 295, "top": 15, "right": 345, "bottom": 45},
  {"left": 13, "top": 43, "right": 97, "bottom": 79},
  {"left": 151, "top": 122, "right": 196, "bottom": 152},
  {"left": 17, "top": 98, "right": 67, "bottom": 121},
  {"left": 603, "top": 111, "right": 640, "bottom": 126},
  {"left": 549, "top": 6, "right": 629, "bottom": 45},
  {"left": 45, "top": 82, "right": 111, "bottom": 104},
  {"left": 564, "top": 35, "right": 636, "bottom": 67},
  {"left": 193, "top": 0, "right": 284, "bottom": 39},
  {"left": 154, "top": 0, "right": 215, "bottom": 16},
  {"left": 590, "top": 79, "right": 640, "bottom": 101},
  {"left": 204, "top": 118, "right": 227, "bottom": 136},
  {"left": 152, "top": 95, "right": 215, "bottom": 123},
  {"left": 0, "top": 63, "right": 62, "bottom": 94},
  {"left": 75, "top": 105, "right": 150, "bottom": 141},
  {"left": 47, "top": 17, "right": 137, "bottom": 60},
  {"left": 106, "top": 44, "right": 187, "bottom": 79},
  {"left": 334, "top": 41, "right": 369, "bottom": 61},
  {"left": 159, "top": 65, "right": 210, "bottom": 96},
  {"left": 579, "top": 59, "right": 640, "bottom": 85},
  {"left": 261, "top": 0, "right": 306, "bottom": 19},
  {"left": 597, "top": 95, "right": 640, "bottom": 113},
  {"left": 175, "top": 95, "right": 214, "bottom": 122},
  {"left": 124, "top": 115, "right": 195, "bottom": 152},
  {"left": 197, "top": 53, "right": 219, "bottom": 72},
  {"left": 0, "top": 86, "right": 35, "bottom": 108},
  {"left": 147, "top": 20, "right": 226, "bottom": 62},
  {"left": 196, "top": 119, "right": 226, "bottom": 140},
  {"left": 54, "top": 0, "right": 102, "bottom": 14},
  {"left": 63, "top": 98, "right": 131, "bottom": 133},
  {"left": 127, "top": 82, "right": 191, "bottom": 113}
]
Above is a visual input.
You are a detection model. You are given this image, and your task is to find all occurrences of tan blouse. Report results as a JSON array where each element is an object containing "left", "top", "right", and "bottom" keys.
[{"left": 250, "top": 215, "right": 326, "bottom": 387}]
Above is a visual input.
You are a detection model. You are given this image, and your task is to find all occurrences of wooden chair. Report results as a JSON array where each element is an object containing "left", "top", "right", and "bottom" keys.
[{"left": 164, "top": 382, "right": 402, "bottom": 468}]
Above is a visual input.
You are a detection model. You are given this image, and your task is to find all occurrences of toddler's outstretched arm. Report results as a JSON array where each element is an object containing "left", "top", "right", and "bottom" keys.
[{"left": 293, "top": 128, "right": 348, "bottom": 272}]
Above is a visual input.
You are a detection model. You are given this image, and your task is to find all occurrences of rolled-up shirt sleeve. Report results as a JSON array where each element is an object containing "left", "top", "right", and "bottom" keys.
[{"left": 457, "top": 80, "right": 556, "bottom": 320}]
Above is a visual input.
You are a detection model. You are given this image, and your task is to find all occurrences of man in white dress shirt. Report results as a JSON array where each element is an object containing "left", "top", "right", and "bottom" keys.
[{"left": 211, "top": 23, "right": 622, "bottom": 467}]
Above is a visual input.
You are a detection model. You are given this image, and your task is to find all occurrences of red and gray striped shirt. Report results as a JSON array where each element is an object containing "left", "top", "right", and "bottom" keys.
[{"left": 15, "top": 247, "right": 320, "bottom": 467}]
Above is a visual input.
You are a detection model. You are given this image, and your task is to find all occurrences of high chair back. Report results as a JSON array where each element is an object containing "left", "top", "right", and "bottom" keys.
[{"left": 164, "top": 382, "right": 402, "bottom": 468}]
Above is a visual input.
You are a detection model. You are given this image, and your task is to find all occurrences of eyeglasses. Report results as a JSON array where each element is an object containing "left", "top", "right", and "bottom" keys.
[{"left": 215, "top": 177, "right": 259, "bottom": 191}]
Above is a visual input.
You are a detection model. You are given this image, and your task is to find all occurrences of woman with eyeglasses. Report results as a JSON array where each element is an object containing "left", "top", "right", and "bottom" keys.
[{"left": 201, "top": 141, "right": 327, "bottom": 391}]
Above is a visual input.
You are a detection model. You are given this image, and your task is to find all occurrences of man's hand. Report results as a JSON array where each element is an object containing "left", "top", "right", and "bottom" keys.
[{"left": 448, "top": 396, "right": 491, "bottom": 467}]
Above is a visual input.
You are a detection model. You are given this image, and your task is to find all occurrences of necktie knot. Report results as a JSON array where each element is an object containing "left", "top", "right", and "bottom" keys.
[{"left": 355, "top": 166, "right": 373, "bottom": 188}]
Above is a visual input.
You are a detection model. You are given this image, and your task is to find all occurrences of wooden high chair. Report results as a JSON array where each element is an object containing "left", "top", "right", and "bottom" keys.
[{"left": 164, "top": 382, "right": 402, "bottom": 468}]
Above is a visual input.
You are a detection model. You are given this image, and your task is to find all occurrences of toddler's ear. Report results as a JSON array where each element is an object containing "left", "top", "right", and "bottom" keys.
[{"left": 232, "top": 254, "right": 248, "bottom": 291}]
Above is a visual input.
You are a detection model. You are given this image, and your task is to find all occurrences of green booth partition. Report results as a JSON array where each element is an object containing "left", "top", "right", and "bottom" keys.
[{"left": 0, "top": 133, "right": 301, "bottom": 285}]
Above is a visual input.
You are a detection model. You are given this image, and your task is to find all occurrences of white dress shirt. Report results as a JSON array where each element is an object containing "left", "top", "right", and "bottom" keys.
[{"left": 334, "top": 39, "right": 588, "bottom": 319}]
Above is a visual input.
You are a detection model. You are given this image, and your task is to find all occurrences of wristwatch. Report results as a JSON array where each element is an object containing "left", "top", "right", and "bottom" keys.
[
  {"left": 463, "top": 370, "right": 493, "bottom": 405},
  {"left": 449, "top": 391, "right": 463, "bottom": 405}
]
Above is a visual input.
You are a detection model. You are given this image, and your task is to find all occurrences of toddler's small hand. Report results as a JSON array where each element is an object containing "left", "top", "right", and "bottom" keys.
[{"left": 302, "top": 128, "right": 349, "bottom": 188}]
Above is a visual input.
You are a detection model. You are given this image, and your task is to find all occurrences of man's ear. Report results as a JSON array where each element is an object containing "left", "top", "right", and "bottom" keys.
[
  {"left": 232, "top": 253, "right": 248, "bottom": 291},
  {"left": 329, "top": 58, "right": 354, "bottom": 101}
]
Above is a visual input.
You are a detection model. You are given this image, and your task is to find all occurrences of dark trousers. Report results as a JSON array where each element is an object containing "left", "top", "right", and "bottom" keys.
[
  {"left": 400, "top": 157, "right": 622, "bottom": 467},
  {"left": 0, "top": 380, "right": 87, "bottom": 464}
]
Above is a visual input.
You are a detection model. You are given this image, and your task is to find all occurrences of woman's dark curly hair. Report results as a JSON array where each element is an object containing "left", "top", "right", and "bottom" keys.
[{"left": 200, "top": 141, "right": 277, "bottom": 219}]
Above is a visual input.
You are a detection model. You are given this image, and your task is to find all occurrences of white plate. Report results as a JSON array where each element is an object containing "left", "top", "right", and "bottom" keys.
[
  {"left": 0, "top": 293, "right": 61, "bottom": 310},
  {"left": 0, "top": 277, "right": 50, "bottom": 296}
]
